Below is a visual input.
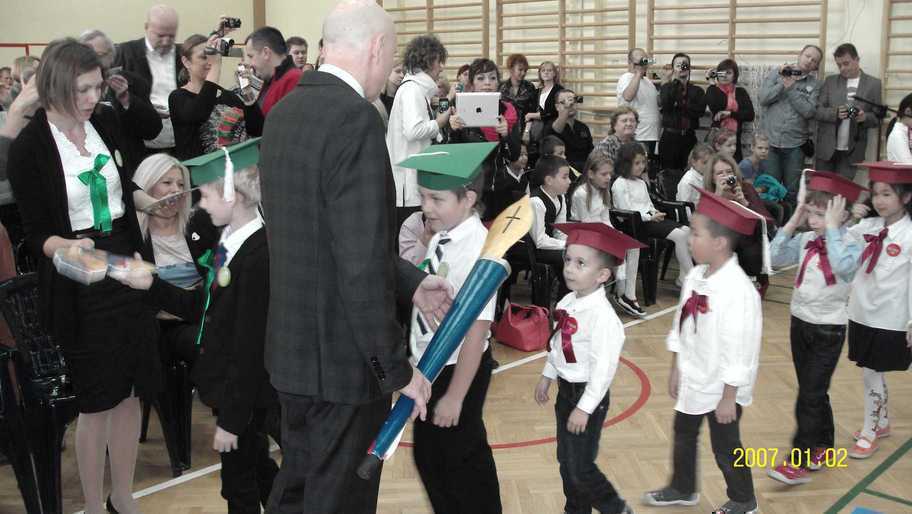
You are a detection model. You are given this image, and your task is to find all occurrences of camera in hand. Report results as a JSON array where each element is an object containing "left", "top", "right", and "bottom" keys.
[
  {"left": 724, "top": 175, "right": 738, "bottom": 188},
  {"left": 779, "top": 67, "right": 804, "bottom": 77},
  {"left": 574, "top": 96, "right": 584, "bottom": 104},
  {"left": 707, "top": 69, "right": 719, "bottom": 79},
  {"left": 205, "top": 37, "right": 235, "bottom": 57},
  {"left": 438, "top": 98, "right": 450, "bottom": 113},
  {"left": 846, "top": 105, "right": 860, "bottom": 119},
  {"left": 221, "top": 17, "right": 242, "bottom": 29},
  {"left": 635, "top": 57, "right": 655, "bottom": 66},
  {"left": 677, "top": 62, "right": 690, "bottom": 72}
]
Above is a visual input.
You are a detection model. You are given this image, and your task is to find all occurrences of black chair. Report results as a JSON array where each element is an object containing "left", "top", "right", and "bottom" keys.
[
  {"left": 609, "top": 209, "right": 673, "bottom": 307},
  {"left": 0, "top": 345, "right": 43, "bottom": 514},
  {"left": 0, "top": 273, "right": 78, "bottom": 514},
  {"left": 500, "top": 234, "right": 558, "bottom": 311},
  {"left": 653, "top": 198, "right": 693, "bottom": 281}
]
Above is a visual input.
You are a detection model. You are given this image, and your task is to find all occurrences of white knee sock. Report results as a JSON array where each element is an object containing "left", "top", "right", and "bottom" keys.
[
  {"left": 667, "top": 227, "right": 693, "bottom": 278},
  {"left": 861, "top": 368, "right": 888, "bottom": 440},
  {"left": 625, "top": 248, "right": 640, "bottom": 299}
]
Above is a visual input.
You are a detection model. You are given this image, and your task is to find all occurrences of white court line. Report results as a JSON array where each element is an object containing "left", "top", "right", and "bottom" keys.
[{"left": 72, "top": 263, "right": 800, "bottom": 511}]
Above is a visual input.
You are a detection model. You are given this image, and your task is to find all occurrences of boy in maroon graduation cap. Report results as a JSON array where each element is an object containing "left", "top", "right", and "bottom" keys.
[
  {"left": 643, "top": 189, "right": 762, "bottom": 514},
  {"left": 767, "top": 170, "right": 866, "bottom": 485},
  {"left": 533, "top": 223, "right": 644, "bottom": 514},
  {"left": 825, "top": 161, "right": 912, "bottom": 459}
]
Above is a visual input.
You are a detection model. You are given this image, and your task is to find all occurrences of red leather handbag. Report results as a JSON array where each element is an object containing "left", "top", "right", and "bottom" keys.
[{"left": 495, "top": 303, "right": 551, "bottom": 352}]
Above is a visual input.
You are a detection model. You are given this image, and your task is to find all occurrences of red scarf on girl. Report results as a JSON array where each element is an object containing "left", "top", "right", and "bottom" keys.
[{"left": 718, "top": 83, "right": 739, "bottom": 133}]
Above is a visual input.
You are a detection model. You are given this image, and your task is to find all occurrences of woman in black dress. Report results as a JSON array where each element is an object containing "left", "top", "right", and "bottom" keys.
[
  {"left": 7, "top": 39, "right": 159, "bottom": 514},
  {"left": 169, "top": 34, "right": 263, "bottom": 160}
]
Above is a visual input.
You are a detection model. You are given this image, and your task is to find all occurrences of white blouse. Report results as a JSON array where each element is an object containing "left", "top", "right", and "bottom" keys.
[
  {"left": 886, "top": 122, "right": 912, "bottom": 164},
  {"left": 49, "top": 120, "right": 125, "bottom": 231},
  {"left": 611, "top": 176, "right": 657, "bottom": 221}
]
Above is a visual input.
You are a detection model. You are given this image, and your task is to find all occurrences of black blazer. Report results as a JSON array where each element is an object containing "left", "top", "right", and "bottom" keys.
[
  {"left": 536, "top": 83, "right": 564, "bottom": 121},
  {"left": 107, "top": 69, "right": 163, "bottom": 173},
  {"left": 142, "top": 208, "right": 219, "bottom": 279},
  {"left": 7, "top": 107, "right": 147, "bottom": 345},
  {"left": 114, "top": 38, "right": 182, "bottom": 100},
  {"left": 259, "top": 71, "right": 426, "bottom": 404},
  {"left": 705, "top": 85, "right": 756, "bottom": 161},
  {"left": 147, "top": 227, "right": 275, "bottom": 434}
]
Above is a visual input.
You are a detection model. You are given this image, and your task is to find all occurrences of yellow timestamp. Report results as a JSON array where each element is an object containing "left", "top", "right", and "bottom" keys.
[{"left": 732, "top": 448, "right": 849, "bottom": 468}]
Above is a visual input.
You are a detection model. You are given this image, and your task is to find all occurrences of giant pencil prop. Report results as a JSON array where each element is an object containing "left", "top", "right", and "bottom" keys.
[{"left": 358, "top": 196, "right": 533, "bottom": 480}]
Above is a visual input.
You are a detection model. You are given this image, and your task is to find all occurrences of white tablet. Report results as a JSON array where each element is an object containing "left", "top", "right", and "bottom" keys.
[{"left": 455, "top": 92, "right": 501, "bottom": 128}]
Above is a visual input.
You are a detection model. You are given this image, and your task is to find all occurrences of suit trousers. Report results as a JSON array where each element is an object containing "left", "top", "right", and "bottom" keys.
[
  {"left": 413, "top": 349, "right": 501, "bottom": 514},
  {"left": 220, "top": 407, "right": 280, "bottom": 514},
  {"left": 266, "top": 391, "right": 389, "bottom": 514},
  {"left": 658, "top": 131, "right": 696, "bottom": 172},
  {"left": 815, "top": 152, "right": 858, "bottom": 181},
  {"left": 555, "top": 379, "right": 625, "bottom": 514},
  {"left": 670, "top": 406, "right": 755, "bottom": 504},
  {"left": 789, "top": 316, "right": 845, "bottom": 461}
]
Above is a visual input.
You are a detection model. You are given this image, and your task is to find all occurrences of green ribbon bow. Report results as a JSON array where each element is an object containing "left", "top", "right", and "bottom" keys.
[
  {"left": 77, "top": 154, "right": 113, "bottom": 233},
  {"left": 194, "top": 249, "right": 216, "bottom": 347}
]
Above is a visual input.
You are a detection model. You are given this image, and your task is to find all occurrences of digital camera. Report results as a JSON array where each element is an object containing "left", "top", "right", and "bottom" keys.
[
  {"left": 221, "top": 17, "right": 242, "bottom": 29},
  {"left": 780, "top": 67, "right": 804, "bottom": 77},
  {"left": 205, "top": 37, "right": 234, "bottom": 57}
]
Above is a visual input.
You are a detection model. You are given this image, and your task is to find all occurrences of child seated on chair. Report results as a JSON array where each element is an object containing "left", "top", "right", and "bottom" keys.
[{"left": 530, "top": 155, "right": 572, "bottom": 297}]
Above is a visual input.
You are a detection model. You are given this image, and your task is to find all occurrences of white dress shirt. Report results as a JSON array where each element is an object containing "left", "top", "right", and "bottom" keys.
[
  {"left": 220, "top": 214, "right": 265, "bottom": 266},
  {"left": 611, "top": 176, "right": 658, "bottom": 221},
  {"left": 319, "top": 63, "right": 365, "bottom": 98},
  {"left": 770, "top": 229, "right": 853, "bottom": 325},
  {"left": 837, "top": 215, "right": 912, "bottom": 332},
  {"left": 530, "top": 189, "right": 567, "bottom": 250},
  {"left": 410, "top": 215, "right": 494, "bottom": 366},
  {"left": 616, "top": 72, "right": 660, "bottom": 142},
  {"left": 49, "top": 120, "right": 125, "bottom": 231},
  {"left": 676, "top": 167, "right": 703, "bottom": 208},
  {"left": 542, "top": 289, "right": 625, "bottom": 413},
  {"left": 886, "top": 123, "right": 912, "bottom": 164},
  {"left": 666, "top": 256, "right": 762, "bottom": 415},
  {"left": 144, "top": 38, "right": 176, "bottom": 148},
  {"left": 386, "top": 71, "right": 441, "bottom": 207},
  {"left": 835, "top": 77, "right": 860, "bottom": 152}
]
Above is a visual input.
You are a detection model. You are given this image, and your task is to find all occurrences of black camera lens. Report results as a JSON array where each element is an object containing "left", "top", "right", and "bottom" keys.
[
  {"left": 222, "top": 17, "right": 242, "bottom": 29},
  {"left": 724, "top": 175, "right": 738, "bottom": 187},
  {"left": 575, "top": 96, "right": 584, "bottom": 104}
]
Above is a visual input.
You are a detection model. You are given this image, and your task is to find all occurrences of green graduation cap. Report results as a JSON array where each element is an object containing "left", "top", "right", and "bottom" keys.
[
  {"left": 398, "top": 142, "right": 498, "bottom": 190},
  {"left": 183, "top": 137, "right": 262, "bottom": 188}
]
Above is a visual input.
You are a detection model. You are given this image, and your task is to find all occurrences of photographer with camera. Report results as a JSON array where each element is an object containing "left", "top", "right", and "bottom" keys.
[
  {"left": 169, "top": 31, "right": 263, "bottom": 160},
  {"left": 545, "top": 88, "right": 593, "bottom": 173},
  {"left": 705, "top": 59, "right": 755, "bottom": 162},
  {"left": 758, "top": 44, "right": 822, "bottom": 196},
  {"left": 617, "top": 48, "right": 660, "bottom": 156},
  {"left": 386, "top": 35, "right": 452, "bottom": 226},
  {"left": 815, "top": 43, "right": 882, "bottom": 180},
  {"left": 242, "top": 26, "right": 302, "bottom": 117},
  {"left": 658, "top": 52, "right": 706, "bottom": 172}
]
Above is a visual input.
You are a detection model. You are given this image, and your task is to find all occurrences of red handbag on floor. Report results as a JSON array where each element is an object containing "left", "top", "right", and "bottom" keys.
[{"left": 494, "top": 303, "right": 551, "bottom": 352}]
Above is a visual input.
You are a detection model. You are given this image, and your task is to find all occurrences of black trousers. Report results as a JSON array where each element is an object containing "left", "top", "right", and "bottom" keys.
[
  {"left": 555, "top": 379, "right": 625, "bottom": 514},
  {"left": 220, "top": 407, "right": 280, "bottom": 514},
  {"left": 413, "top": 349, "right": 501, "bottom": 514},
  {"left": 670, "top": 406, "right": 754, "bottom": 504},
  {"left": 266, "top": 392, "right": 389, "bottom": 514},
  {"left": 659, "top": 131, "right": 697, "bottom": 172},
  {"left": 789, "top": 316, "right": 845, "bottom": 461}
]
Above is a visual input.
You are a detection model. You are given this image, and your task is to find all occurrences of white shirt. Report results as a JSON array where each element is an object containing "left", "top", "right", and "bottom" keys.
[
  {"left": 530, "top": 189, "right": 567, "bottom": 250},
  {"left": 770, "top": 229, "right": 851, "bottom": 325},
  {"left": 676, "top": 167, "right": 703, "bottom": 208},
  {"left": 835, "top": 77, "right": 860, "bottom": 152},
  {"left": 844, "top": 215, "right": 912, "bottom": 331},
  {"left": 666, "top": 256, "right": 762, "bottom": 415},
  {"left": 410, "top": 215, "right": 494, "bottom": 366},
  {"left": 616, "top": 71, "right": 660, "bottom": 141},
  {"left": 219, "top": 214, "right": 265, "bottom": 266},
  {"left": 539, "top": 85, "right": 553, "bottom": 110},
  {"left": 611, "top": 176, "right": 657, "bottom": 221},
  {"left": 49, "top": 120, "right": 125, "bottom": 231},
  {"left": 886, "top": 122, "right": 912, "bottom": 164},
  {"left": 386, "top": 71, "right": 441, "bottom": 207},
  {"left": 319, "top": 63, "right": 365, "bottom": 98},
  {"left": 144, "top": 38, "right": 176, "bottom": 148},
  {"left": 542, "top": 290, "right": 625, "bottom": 413}
]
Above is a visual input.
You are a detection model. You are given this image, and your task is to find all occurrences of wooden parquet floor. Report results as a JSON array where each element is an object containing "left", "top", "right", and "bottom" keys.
[{"left": 1, "top": 268, "right": 910, "bottom": 514}]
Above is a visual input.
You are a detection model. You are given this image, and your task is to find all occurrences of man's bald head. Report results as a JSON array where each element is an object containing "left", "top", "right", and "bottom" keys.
[
  {"left": 145, "top": 4, "right": 179, "bottom": 55},
  {"left": 322, "top": 0, "right": 396, "bottom": 101}
]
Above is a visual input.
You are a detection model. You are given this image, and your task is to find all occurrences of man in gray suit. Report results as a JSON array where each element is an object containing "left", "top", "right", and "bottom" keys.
[{"left": 814, "top": 43, "right": 882, "bottom": 180}]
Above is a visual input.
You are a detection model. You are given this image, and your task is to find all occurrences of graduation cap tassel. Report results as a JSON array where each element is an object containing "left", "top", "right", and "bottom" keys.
[{"left": 222, "top": 147, "right": 235, "bottom": 203}]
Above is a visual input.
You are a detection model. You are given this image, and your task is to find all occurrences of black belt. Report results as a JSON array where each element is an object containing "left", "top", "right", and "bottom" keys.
[
  {"left": 663, "top": 127, "right": 695, "bottom": 136},
  {"left": 72, "top": 216, "right": 129, "bottom": 240}
]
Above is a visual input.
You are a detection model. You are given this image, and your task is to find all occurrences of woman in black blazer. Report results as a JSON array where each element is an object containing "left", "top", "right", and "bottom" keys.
[
  {"left": 6, "top": 39, "right": 159, "bottom": 514},
  {"left": 705, "top": 58, "right": 755, "bottom": 162}
]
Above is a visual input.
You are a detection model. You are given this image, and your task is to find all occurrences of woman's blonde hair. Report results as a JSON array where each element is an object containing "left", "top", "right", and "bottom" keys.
[
  {"left": 133, "top": 153, "right": 192, "bottom": 240},
  {"left": 703, "top": 153, "right": 743, "bottom": 193}
]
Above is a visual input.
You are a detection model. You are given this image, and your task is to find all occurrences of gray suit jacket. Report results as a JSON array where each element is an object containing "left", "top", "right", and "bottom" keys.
[
  {"left": 815, "top": 71, "right": 882, "bottom": 162},
  {"left": 260, "top": 71, "right": 426, "bottom": 405}
]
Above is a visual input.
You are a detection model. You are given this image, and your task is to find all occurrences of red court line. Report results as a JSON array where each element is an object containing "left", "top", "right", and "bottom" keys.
[{"left": 400, "top": 356, "right": 652, "bottom": 450}]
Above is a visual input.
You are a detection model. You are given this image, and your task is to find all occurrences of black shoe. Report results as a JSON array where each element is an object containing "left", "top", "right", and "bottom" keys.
[
  {"left": 641, "top": 487, "right": 700, "bottom": 506},
  {"left": 614, "top": 294, "right": 646, "bottom": 318},
  {"left": 106, "top": 496, "right": 119, "bottom": 514}
]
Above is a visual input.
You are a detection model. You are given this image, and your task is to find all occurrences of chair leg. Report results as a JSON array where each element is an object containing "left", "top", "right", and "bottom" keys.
[
  {"left": 175, "top": 362, "right": 193, "bottom": 471},
  {"left": 641, "top": 255, "right": 658, "bottom": 307},
  {"left": 139, "top": 398, "right": 151, "bottom": 443},
  {"left": 2, "top": 396, "right": 42, "bottom": 513},
  {"left": 660, "top": 243, "right": 675, "bottom": 281}
]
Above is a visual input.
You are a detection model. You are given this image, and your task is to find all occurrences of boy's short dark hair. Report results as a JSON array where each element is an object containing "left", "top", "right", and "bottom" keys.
[
  {"left": 701, "top": 214, "right": 741, "bottom": 251},
  {"left": 541, "top": 135, "right": 565, "bottom": 157},
  {"left": 285, "top": 36, "right": 307, "bottom": 48},
  {"left": 247, "top": 26, "right": 287, "bottom": 55},
  {"left": 453, "top": 171, "right": 486, "bottom": 213},
  {"left": 833, "top": 43, "right": 859, "bottom": 60},
  {"left": 535, "top": 155, "right": 570, "bottom": 182}
]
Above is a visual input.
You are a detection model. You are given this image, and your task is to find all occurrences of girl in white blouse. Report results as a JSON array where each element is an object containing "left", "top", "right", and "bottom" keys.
[
  {"left": 886, "top": 94, "right": 912, "bottom": 164},
  {"left": 611, "top": 142, "right": 693, "bottom": 285},
  {"left": 572, "top": 149, "right": 645, "bottom": 317}
]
